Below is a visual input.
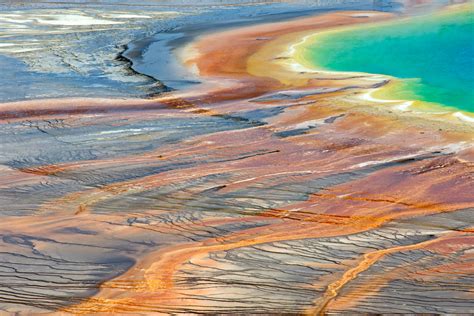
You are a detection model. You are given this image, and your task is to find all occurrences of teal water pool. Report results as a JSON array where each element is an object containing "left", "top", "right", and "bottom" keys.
[{"left": 301, "top": 7, "right": 474, "bottom": 112}]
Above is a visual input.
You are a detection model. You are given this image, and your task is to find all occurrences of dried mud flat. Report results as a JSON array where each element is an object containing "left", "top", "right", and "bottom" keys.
[{"left": 0, "top": 2, "right": 473, "bottom": 314}]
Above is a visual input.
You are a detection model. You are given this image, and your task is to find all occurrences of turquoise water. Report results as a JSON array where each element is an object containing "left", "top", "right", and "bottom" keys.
[{"left": 303, "top": 8, "right": 474, "bottom": 112}]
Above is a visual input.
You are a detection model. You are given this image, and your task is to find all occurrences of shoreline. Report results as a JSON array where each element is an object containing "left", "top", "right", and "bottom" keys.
[{"left": 120, "top": 5, "right": 380, "bottom": 92}]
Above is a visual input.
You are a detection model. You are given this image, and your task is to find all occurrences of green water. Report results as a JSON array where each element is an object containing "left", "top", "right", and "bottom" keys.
[{"left": 303, "top": 8, "right": 474, "bottom": 112}]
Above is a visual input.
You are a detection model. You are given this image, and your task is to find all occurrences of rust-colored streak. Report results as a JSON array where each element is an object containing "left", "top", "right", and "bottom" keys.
[{"left": 306, "top": 237, "right": 440, "bottom": 315}]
